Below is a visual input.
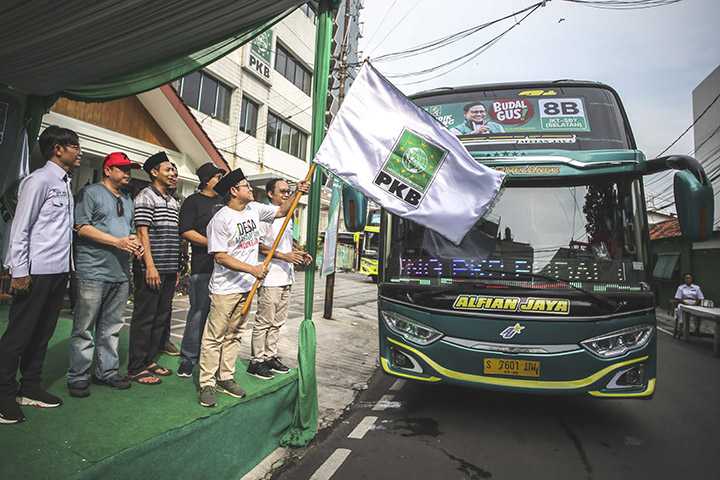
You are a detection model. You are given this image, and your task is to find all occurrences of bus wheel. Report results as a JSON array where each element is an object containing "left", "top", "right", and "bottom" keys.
[{"left": 370, "top": 275, "right": 377, "bottom": 283}]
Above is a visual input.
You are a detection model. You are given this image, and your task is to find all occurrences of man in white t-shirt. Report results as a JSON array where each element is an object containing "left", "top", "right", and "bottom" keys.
[
  {"left": 197, "top": 169, "right": 309, "bottom": 407},
  {"left": 248, "top": 179, "right": 312, "bottom": 380}
]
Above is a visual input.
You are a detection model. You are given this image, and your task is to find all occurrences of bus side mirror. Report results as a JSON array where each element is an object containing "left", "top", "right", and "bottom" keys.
[
  {"left": 645, "top": 155, "right": 714, "bottom": 241},
  {"left": 674, "top": 170, "right": 714, "bottom": 241},
  {"left": 342, "top": 185, "right": 367, "bottom": 232}
]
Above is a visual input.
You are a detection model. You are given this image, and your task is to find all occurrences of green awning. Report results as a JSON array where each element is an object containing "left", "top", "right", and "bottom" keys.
[
  {"left": 653, "top": 253, "right": 679, "bottom": 279},
  {"left": 0, "top": 0, "right": 304, "bottom": 98}
]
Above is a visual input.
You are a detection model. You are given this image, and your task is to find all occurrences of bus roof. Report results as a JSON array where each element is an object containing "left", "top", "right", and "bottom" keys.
[
  {"left": 409, "top": 80, "right": 620, "bottom": 101},
  {"left": 409, "top": 79, "right": 637, "bottom": 151}
]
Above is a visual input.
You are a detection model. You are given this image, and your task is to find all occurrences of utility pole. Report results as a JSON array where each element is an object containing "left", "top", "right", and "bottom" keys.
[{"left": 323, "top": 0, "right": 352, "bottom": 319}]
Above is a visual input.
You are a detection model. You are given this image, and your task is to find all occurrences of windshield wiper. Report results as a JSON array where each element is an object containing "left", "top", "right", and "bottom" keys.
[{"left": 481, "top": 268, "right": 619, "bottom": 312}]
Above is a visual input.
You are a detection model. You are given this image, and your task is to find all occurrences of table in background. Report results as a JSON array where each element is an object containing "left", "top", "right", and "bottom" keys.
[{"left": 677, "top": 304, "right": 720, "bottom": 357}]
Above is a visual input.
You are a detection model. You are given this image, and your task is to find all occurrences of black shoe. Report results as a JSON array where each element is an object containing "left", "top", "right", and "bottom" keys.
[
  {"left": 17, "top": 386, "right": 63, "bottom": 408},
  {"left": 265, "top": 357, "right": 290, "bottom": 374},
  {"left": 177, "top": 361, "right": 194, "bottom": 378},
  {"left": 247, "top": 361, "right": 274, "bottom": 380},
  {"left": 161, "top": 342, "right": 180, "bottom": 356},
  {"left": 68, "top": 381, "right": 91, "bottom": 398},
  {"left": 91, "top": 375, "right": 131, "bottom": 390},
  {"left": 0, "top": 396, "right": 25, "bottom": 424}
]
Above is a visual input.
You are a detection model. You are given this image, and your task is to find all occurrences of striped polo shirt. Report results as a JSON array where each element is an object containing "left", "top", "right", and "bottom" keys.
[{"left": 134, "top": 185, "right": 180, "bottom": 273}]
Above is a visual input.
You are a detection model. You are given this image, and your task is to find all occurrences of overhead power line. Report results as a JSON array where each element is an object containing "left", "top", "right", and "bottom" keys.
[
  {"left": 382, "top": 2, "right": 546, "bottom": 85},
  {"left": 367, "top": 0, "right": 428, "bottom": 57},
  {"left": 653, "top": 90, "right": 720, "bottom": 158},
  {"left": 560, "top": 0, "right": 682, "bottom": 9},
  {"left": 370, "top": 1, "right": 543, "bottom": 64},
  {"left": 362, "top": 0, "right": 400, "bottom": 53}
]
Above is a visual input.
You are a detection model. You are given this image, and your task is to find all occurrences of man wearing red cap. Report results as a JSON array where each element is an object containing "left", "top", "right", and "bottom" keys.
[{"left": 67, "top": 152, "right": 143, "bottom": 398}]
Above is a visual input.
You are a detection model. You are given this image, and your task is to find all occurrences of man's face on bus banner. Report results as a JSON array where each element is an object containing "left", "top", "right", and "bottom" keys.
[{"left": 466, "top": 104, "right": 488, "bottom": 124}]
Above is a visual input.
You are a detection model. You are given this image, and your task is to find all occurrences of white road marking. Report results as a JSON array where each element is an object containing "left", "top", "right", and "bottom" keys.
[
  {"left": 347, "top": 416, "right": 378, "bottom": 439},
  {"left": 389, "top": 379, "right": 406, "bottom": 391},
  {"left": 372, "top": 394, "right": 401, "bottom": 411},
  {"left": 240, "top": 447, "right": 288, "bottom": 480},
  {"left": 657, "top": 326, "right": 674, "bottom": 336},
  {"left": 309, "top": 448, "right": 352, "bottom": 480}
]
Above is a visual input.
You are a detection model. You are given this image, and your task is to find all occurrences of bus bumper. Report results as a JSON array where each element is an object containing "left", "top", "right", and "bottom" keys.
[{"left": 378, "top": 304, "right": 657, "bottom": 399}]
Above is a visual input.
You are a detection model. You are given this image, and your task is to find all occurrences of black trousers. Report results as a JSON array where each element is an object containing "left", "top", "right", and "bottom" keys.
[
  {"left": 128, "top": 271, "right": 176, "bottom": 375},
  {"left": 0, "top": 273, "right": 68, "bottom": 397}
]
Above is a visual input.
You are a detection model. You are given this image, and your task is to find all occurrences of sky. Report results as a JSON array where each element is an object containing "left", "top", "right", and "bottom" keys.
[{"left": 357, "top": 0, "right": 720, "bottom": 206}]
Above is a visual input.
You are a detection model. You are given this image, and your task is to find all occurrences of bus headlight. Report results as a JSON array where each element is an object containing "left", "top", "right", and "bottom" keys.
[
  {"left": 381, "top": 311, "right": 443, "bottom": 346},
  {"left": 581, "top": 325, "right": 654, "bottom": 359}
]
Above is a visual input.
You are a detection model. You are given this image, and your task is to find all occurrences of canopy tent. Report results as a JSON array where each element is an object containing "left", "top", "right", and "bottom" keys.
[
  {"left": 0, "top": 0, "right": 303, "bottom": 97},
  {"left": 0, "top": 0, "right": 307, "bottom": 173},
  {"left": 0, "top": 0, "right": 338, "bottom": 447}
]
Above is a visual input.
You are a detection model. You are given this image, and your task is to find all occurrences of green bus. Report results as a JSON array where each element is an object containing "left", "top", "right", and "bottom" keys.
[{"left": 375, "top": 81, "right": 714, "bottom": 398}]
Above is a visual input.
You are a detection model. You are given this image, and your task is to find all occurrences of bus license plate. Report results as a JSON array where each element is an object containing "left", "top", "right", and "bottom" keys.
[{"left": 484, "top": 358, "right": 541, "bottom": 377}]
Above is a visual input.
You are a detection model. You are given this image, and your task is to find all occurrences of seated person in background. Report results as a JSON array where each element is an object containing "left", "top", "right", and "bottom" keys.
[{"left": 673, "top": 273, "right": 705, "bottom": 333}]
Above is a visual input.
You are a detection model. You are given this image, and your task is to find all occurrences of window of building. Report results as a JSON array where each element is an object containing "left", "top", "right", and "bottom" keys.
[
  {"left": 653, "top": 253, "right": 680, "bottom": 280},
  {"left": 239, "top": 96, "right": 259, "bottom": 136},
  {"left": 176, "top": 71, "right": 232, "bottom": 123},
  {"left": 274, "top": 44, "right": 312, "bottom": 96},
  {"left": 266, "top": 112, "right": 308, "bottom": 160}
]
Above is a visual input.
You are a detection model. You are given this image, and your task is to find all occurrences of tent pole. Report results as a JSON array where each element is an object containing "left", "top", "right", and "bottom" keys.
[
  {"left": 304, "top": 0, "right": 336, "bottom": 322},
  {"left": 280, "top": 0, "right": 337, "bottom": 448}
]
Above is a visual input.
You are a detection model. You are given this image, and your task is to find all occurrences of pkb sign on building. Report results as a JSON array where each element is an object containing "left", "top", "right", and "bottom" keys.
[{"left": 245, "top": 29, "right": 273, "bottom": 84}]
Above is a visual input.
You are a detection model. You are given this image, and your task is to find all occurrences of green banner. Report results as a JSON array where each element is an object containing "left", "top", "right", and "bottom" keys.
[
  {"left": 423, "top": 96, "right": 591, "bottom": 136},
  {"left": 251, "top": 29, "right": 273, "bottom": 64}
]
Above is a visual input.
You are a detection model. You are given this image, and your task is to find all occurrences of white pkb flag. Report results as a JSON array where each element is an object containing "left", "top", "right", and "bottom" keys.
[{"left": 314, "top": 63, "right": 505, "bottom": 245}]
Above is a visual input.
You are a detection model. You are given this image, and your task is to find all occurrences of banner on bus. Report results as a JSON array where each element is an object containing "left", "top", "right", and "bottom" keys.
[{"left": 313, "top": 62, "right": 505, "bottom": 245}]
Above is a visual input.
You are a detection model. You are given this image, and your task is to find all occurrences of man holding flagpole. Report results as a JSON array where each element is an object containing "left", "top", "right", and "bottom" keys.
[{"left": 197, "top": 169, "right": 308, "bottom": 408}]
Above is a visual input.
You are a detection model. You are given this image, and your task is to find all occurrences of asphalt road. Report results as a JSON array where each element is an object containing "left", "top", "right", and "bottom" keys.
[{"left": 274, "top": 328, "right": 720, "bottom": 480}]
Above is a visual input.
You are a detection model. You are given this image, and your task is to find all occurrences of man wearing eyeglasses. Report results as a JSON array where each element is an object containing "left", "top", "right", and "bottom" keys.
[
  {"left": 0, "top": 125, "right": 81, "bottom": 424},
  {"left": 197, "top": 169, "right": 309, "bottom": 407},
  {"left": 67, "top": 152, "right": 143, "bottom": 398},
  {"left": 248, "top": 178, "right": 311, "bottom": 381}
]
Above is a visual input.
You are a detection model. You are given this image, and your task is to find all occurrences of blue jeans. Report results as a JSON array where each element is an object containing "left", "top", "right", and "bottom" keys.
[
  {"left": 180, "top": 273, "right": 212, "bottom": 367},
  {"left": 68, "top": 279, "right": 129, "bottom": 384}
]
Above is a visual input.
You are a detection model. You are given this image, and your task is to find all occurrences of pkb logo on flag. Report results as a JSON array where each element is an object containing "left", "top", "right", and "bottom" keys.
[{"left": 373, "top": 128, "right": 448, "bottom": 207}]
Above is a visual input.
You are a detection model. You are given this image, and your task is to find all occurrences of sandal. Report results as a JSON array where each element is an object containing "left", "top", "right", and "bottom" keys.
[
  {"left": 147, "top": 363, "right": 172, "bottom": 376},
  {"left": 130, "top": 370, "right": 162, "bottom": 385}
]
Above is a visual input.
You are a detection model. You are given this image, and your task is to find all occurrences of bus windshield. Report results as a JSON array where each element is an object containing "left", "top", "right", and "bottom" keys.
[
  {"left": 414, "top": 85, "right": 632, "bottom": 152},
  {"left": 385, "top": 179, "right": 648, "bottom": 293}
]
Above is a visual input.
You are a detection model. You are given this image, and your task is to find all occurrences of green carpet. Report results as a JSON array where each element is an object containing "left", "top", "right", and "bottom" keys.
[{"left": 0, "top": 306, "right": 298, "bottom": 479}]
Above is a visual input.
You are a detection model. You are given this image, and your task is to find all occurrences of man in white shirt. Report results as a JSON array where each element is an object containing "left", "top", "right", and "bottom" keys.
[
  {"left": 0, "top": 125, "right": 81, "bottom": 424},
  {"left": 248, "top": 179, "right": 311, "bottom": 380},
  {"left": 197, "top": 168, "right": 309, "bottom": 407}
]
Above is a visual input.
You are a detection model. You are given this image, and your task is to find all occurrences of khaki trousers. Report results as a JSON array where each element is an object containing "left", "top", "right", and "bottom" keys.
[
  {"left": 198, "top": 292, "right": 249, "bottom": 388},
  {"left": 251, "top": 285, "right": 291, "bottom": 362}
]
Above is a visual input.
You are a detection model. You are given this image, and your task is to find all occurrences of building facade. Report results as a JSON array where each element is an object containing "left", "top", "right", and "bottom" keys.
[
  {"left": 173, "top": 2, "right": 364, "bottom": 244},
  {"left": 173, "top": 6, "right": 318, "bottom": 242},
  {"left": 692, "top": 64, "right": 720, "bottom": 231}
]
